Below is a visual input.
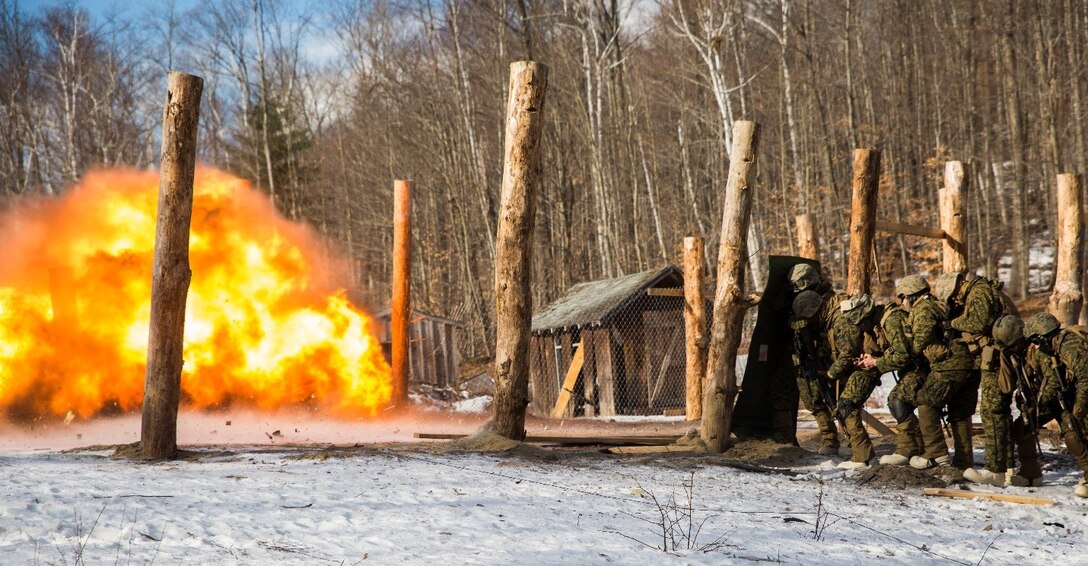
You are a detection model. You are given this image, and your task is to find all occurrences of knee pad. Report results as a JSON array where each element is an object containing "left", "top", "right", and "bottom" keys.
[{"left": 888, "top": 397, "right": 914, "bottom": 423}]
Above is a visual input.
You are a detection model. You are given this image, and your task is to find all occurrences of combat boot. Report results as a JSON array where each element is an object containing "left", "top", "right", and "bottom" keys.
[
  {"left": 878, "top": 453, "right": 910, "bottom": 465},
  {"left": 1075, "top": 478, "right": 1088, "bottom": 498},
  {"left": 1011, "top": 427, "right": 1043, "bottom": 487},
  {"left": 812, "top": 410, "right": 840, "bottom": 455},
  {"left": 963, "top": 468, "right": 1006, "bottom": 487},
  {"left": 916, "top": 405, "right": 950, "bottom": 462},
  {"left": 910, "top": 454, "right": 950, "bottom": 469},
  {"left": 837, "top": 460, "right": 870, "bottom": 470},
  {"left": 950, "top": 420, "right": 975, "bottom": 470}
]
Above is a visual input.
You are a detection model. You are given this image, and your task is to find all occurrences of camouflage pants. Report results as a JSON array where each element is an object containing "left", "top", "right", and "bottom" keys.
[
  {"left": 887, "top": 370, "right": 925, "bottom": 408},
  {"left": 1040, "top": 410, "right": 1088, "bottom": 479},
  {"left": 917, "top": 368, "right": 980, "bottom": 422},
  {"left": 770, "top": 361, "right": 801, "bottom": 412},
  {"left": 838, "top": 369, "right": 881, "bottom": 463},
  {"left": 797, "top": 374, "right": 838, "bottom": 449},
  {"left": 979, "top": 369, "right": 1014, "bottom": 473}
]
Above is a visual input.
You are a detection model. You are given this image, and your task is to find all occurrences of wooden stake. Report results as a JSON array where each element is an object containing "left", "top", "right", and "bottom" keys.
[
  {"left": 492, "top": 61, "right": 548, "bottom": 441},
  {"left": 795, "top": 214, "right": 819, "bottom": 260},
  {"left": 391, "top": 179, "right": 412, "bottom": 405},
  {"left": 550, "top": 346, "right": 585, "bottom": 418},
  {"left": 700, "top": 121, "right": 760, "bottom": 453},
  {"left": 846, "top": 148, "right": 880, "bottom": 295},
  {"left": 141, "top": 71, "right": 203, "bottom": 460},
  {"left": 1050, "top": 173, "right": 1084, "bottom": 325},
  {"left": 940, "top": 161, "right": 968, "bottom": 273},
  {"left": 683, "top": 237, "right": 707, "bottom": 421}
]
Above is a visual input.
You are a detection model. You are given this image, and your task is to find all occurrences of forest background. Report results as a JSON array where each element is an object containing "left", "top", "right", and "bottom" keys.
[{"left": 0, "top": 0, "right": 1083, "bottom": 355}]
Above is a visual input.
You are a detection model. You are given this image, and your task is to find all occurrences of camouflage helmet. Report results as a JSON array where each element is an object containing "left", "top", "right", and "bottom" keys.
[
  {"left": 788, "top": 263, "right": 820, "bottom": 292},
  {"left": 895, "top": 275, "right": 929, "bottom": 298},
  {"left": 792, "top": 290, "right": 823, "bottom": 319},
  {"left": 934, "top": 272, "right": 963, "bottom": 304},
  {"left": 991, "top": 314, "right": 1024, "bottom": 347},
  {"left": 840, "top": 294, "right": 874, "bottom": 325},
  {"left": 1023, "top": 312, "right": 1061, "bottom": 341}
]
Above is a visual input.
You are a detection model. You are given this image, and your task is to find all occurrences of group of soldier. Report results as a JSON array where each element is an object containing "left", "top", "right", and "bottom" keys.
[{"left": 769, "top": 263, "right": 1088, "bottom": 498}]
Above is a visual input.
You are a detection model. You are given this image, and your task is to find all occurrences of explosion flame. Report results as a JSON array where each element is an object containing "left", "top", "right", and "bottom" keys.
[{"left": 0, "top": 168, "right": 392, "bottom": 420}]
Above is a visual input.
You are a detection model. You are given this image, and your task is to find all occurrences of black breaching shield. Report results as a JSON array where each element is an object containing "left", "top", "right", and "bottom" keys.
[{"left": 731, "top": 255, "right": 821, "bottom": 438}]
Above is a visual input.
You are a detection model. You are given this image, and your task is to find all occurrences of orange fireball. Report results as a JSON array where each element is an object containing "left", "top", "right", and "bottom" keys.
[{"left": 0, "top": 168, "right": 393, "bottom": 419}]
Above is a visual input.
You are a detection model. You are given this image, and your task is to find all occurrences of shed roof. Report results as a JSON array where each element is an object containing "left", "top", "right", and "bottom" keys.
[{"left": 531, "top": 265, "right": 682, "bottom": 333}]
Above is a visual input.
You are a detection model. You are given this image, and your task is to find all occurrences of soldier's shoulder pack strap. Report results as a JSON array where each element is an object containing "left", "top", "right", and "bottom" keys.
[
  {"left": 822, "top": 291, "right": 845, "bottom": 325},
  {"left": 980, "top": 276, "right": 1019, "bottom": 318},
  {"left": 879, "top": 303, "right": 903, "bottom": 328},
  {"left": 1061, "top": 325, "right": 1088, "bottom": 344}
]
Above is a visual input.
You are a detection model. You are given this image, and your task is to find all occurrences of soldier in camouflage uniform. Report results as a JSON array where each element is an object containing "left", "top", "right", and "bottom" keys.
[
  {"left": 790, "top": 288, "right": 840, "bottom": 455},
  {"left": 767, "top": 264, "right": 836, "bottom": 446},
  {"left": 828, "top": 294, "right": 883, "bottom": 468},
  {"left": 856, "top": 287, "right": 923, "bottom": 466},
  {"left": 893, "top": 276, "right": 975, "bottom": 470},
  {"left": 1024, "top": 312, "right": 1088, "bottom": 498},
  {"left": 961, "top": 315, "right": 1028, "bottom": 486},
  {"left": 935, "top": 272, "right": 1011, "bottom": 471}
]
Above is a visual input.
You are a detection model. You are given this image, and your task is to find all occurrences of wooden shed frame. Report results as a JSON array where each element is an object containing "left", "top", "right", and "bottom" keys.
[
  {"left": 529, "top": 265, "right": 692, "bottom": 418},
  {"left": 377, "top": 309, "right": 463, "bottom": 389}
]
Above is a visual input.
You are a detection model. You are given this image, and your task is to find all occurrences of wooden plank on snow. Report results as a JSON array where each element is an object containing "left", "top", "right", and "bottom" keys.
[
  {"left": 921, "top": 488, "right": 1054, "bottom": 506},
  {"left": 414, "top": 432, "right": 678, "bottom": 445}
]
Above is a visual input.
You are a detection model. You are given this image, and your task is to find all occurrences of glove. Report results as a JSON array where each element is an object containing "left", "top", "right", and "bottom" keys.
[
  {"left": 836, "top": 398, "right": 855, "bottom": 421},
  {"left": 923, "top": 343, "right": 950, "bottom": 364}
]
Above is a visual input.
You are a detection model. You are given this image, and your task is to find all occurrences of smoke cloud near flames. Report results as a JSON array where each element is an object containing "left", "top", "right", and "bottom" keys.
[{"left": 0, "top": 168, "right": 392, "bottom": 420}]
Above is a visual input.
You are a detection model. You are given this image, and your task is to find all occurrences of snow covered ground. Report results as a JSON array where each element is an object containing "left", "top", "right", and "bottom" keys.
[{"left": 2, "top": 411, "right": 1087, "bottom": 565}]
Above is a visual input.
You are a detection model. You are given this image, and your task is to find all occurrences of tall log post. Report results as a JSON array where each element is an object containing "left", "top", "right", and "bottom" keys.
[
  {"left": 492, "top": 61, "right": 548, "bottom": 440},
  {"left": 141, "top": 72, "right": 203, "bottom": 460},
  {"left": 391, "top": 179, "right": 412, "bottom": 405},
  {"left": 846, "top": 149, "right": 880, "bottom": 295},
  {"left": 700, "top": 121, "right": 760, "bottom": 452},
  {"left": 1050, "top": 173, "right": 1084, "bottom": 325},
  {"left": 795, "top": 213, "right": 819, "bottom": 260},
  {"left": 940, "top": 161, "right": 968, "bottom": 273},
  {"left": 683, "top": 237, "right": 707, "bottom": 421}
]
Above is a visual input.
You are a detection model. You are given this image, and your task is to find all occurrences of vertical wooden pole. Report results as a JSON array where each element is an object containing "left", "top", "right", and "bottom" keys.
[
  {"left": 701, "top": 121, "right": 760, "bottom": 453},
  {"left": 1050, "top": 173, "right": 1084, "bottom": 325},
  {"left": 141, "top": 71, "right": 202, "bottom": 460},
  {"left": 940, "top": 161, "right": 968, "bottom": 273},
  {"left": 492, "top": 61, "right": 548, "bottom": 440},
  {"left": 846, "top": 148, "right": 880, "bottom": 295},
  {"left": 683, "top": 237, "right": 707, "bottom": 421},
  {"left": 795, "top": 213, "right": 819, "bottom": 260},
  {"left": 391, "top": 179, "right": 412, "bottom": 405}
]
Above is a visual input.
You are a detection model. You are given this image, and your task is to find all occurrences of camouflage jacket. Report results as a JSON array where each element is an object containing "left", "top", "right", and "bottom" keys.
[
  {"left": 951, "top": 277, "right": 1002, "bottom": 340},
  {"left": 906, "top": 295, "right": 973, "bottom": 371},
  {"left": 874, "top": 304, "right": 912, "bottom": 375},
  {"left": 1028, "top": 330, "right": 1088, "bottom": 411},
  {"left": 827, "top": 313, "right": 880, "bottom": 381}
]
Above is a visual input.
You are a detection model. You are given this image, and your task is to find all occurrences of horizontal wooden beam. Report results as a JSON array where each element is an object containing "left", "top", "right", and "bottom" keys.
[
  {"left": 646, "top": 288, "right": 685, "bottom": 297},
  {"left": 921, "top": 488, "right": 1054, "bottom": 506},
  {"left": 875, "top": 220, "right": 947, "bottom": 240},
  {"left": 414, "top": 432, "right": 679, "bottom": 445}
]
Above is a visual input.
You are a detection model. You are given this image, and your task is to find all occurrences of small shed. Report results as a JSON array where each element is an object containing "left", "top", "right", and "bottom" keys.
[
  {"left": 530, "top": 265, "right": 690, "bottom": 418},
  {"left": 376, "top": 309, "right": 463, "bottom": 389}
]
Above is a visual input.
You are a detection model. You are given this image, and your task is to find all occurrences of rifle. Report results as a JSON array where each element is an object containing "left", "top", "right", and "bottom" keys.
[
  {"left": 794, "top": 329, "right": 850, "bottom": 440},
  {"left": 1055, "top": 364, "right": 1087, "bottom": 447},
  {"left": 1011, "top": 355, "right": 1043, "bottom": 455}
]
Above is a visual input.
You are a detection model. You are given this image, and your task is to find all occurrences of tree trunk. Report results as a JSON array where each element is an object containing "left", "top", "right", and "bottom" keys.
[
  {"left": 795, "top": 213, "right": 819, "bottom": 260},
  {"left": 1050, "top": 173, "right": 1083, "bottom": 325},
  {"left": 940, "top": 161, "right": 968, "bottom": 273},
  {"left": 846, "top": 149, "right": 880, "bottom": 296},
  {"left": 391, "top": 179, "right": 412, "bottom": 406},
  {"left": 701, "top": 120, "right": 760, "bottom": 453},
  {"left": 683, "top": 237, "right": 707, "bottom": 421},
  {"left": 492, "top": 61, "right": 548, "bottom": 441},
  {"left": 141, "top": 71, "right": 202, "bottom": 460}
]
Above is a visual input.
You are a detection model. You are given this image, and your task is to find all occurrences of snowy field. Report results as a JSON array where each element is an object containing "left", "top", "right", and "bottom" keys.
[{"left": 2, "top": 411, "right": 1087, "bottom": 565}]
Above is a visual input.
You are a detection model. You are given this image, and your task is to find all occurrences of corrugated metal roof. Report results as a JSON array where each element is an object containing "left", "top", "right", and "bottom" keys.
[{"left": 531, "top": 265, "right": 682, "bottom": 333}]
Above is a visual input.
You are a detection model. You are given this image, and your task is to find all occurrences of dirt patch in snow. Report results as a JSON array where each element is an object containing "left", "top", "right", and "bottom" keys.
[
  {"left": 724, "top": 439, "right": 827, "bottom": 468},
  {"left": 853, "top": 464, "right": 962, "bottom": 490}
]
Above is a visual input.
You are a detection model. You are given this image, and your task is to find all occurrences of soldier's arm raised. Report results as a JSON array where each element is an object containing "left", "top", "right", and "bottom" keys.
[{"left": 827, "top": 318, "right": 862, "bottom": 380}]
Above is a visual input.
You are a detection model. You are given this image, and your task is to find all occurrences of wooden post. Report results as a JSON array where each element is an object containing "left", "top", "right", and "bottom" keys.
[
  {"left": 492, "top": 61, "right": 548, "bottom": 440},
  {"left": 940, "top": 161, "right": 968, "bottom": 273},
  {"left": 683, "top": 237, "right": 707, "bottom": 421},
  {"left": 795, "top": 214, "right": 819, "bottom": 260},
  {"left": 391, "top": 179, "right": 412, "bottom": 405},
  {"left": 700, "top": 121, "right": 760, "bottom": 452},
  {"left": 1050, "top": 173, "right": 1084, "bottom": 325},
  {"left": 141, "top": 71, "right": 203, "bottom": 460},
  {"left": 846, "top": 149, "right": 880, "bottom": 295}
]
